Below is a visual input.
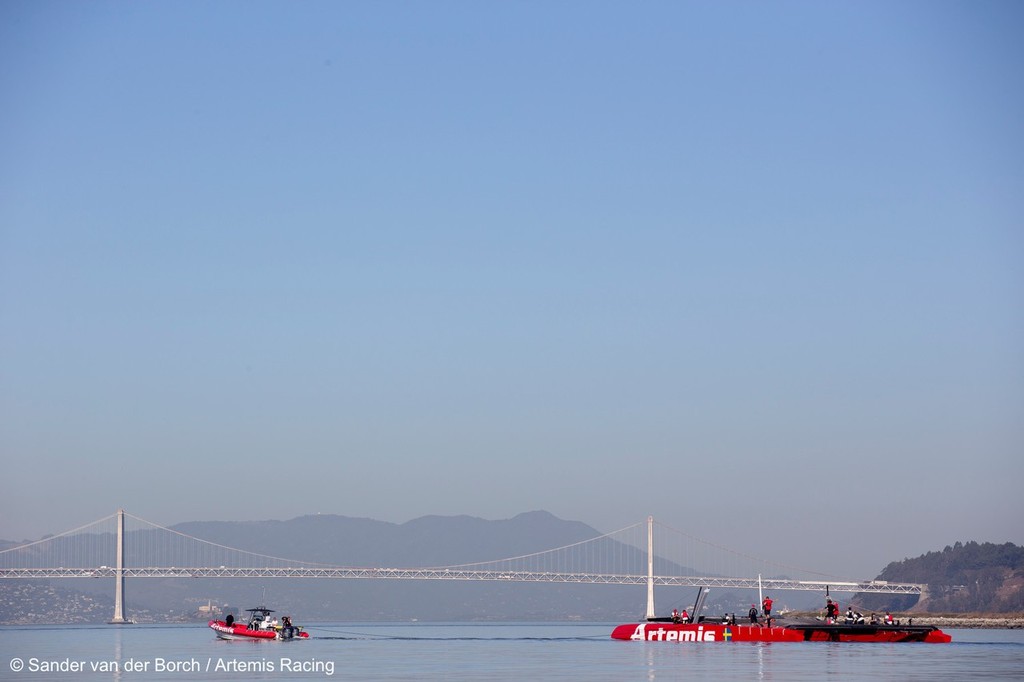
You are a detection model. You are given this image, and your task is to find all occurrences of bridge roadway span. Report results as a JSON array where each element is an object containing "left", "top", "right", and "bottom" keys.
[{"left": 0, "top": 567, "right": 923, "bottom": 594}]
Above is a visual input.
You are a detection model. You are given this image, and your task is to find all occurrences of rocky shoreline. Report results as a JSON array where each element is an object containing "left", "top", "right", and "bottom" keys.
[{"left": 908, "top": 615, "right": 1024, "bottom": 629}]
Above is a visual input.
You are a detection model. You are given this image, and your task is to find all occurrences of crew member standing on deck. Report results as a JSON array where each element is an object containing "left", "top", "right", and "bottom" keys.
[
  {"left": 762, "top": 596, "right": 773, "bottom": 619},
  {"left": 748, "top": 605, "right": 759, "bottom": 624}
]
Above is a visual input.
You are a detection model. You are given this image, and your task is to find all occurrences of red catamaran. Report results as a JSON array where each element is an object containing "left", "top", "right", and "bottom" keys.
[
  {"left": 612, "top": 619, "right": 951, "bottom": 644},
  {"left": 610, "top": 518, "right": 951, "bottom": 644},
  {"left": 612, "top": 582, "right": 950, "bottom": 644}
]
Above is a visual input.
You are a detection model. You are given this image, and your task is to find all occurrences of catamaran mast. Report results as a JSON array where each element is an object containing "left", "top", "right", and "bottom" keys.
[
  {"left": 645, "top": 515, "right": 655, "bottom": 620},
  {"left": 758, "top": 573, "right": 763, "bottom": 616}
]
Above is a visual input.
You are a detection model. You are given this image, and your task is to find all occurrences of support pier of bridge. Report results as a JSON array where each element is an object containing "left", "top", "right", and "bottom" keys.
[{"left": 108, "top": 508, "right": 131, "bottom": 624}]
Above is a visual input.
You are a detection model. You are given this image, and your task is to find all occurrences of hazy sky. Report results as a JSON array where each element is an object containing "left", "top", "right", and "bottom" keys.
[{"left": 2, "top": 1, "right": 1021, "bottom": 581}]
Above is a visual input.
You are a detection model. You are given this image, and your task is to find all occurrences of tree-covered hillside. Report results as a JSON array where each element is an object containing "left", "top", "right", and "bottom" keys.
[{"left": 856, "top": 541, "right": 1024, "bottom": 613}]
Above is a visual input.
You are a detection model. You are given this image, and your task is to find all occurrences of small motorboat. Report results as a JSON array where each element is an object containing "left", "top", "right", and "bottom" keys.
[{"left": 209, "top": 607, "right": 309, "bottom": 641}]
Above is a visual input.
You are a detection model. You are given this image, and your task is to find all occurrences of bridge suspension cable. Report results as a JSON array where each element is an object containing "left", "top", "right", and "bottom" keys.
[{"left": 119, "top": 511, "right": 339, "bottom": 568}]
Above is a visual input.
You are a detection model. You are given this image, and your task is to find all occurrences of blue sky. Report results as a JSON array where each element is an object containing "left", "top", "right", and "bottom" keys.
[{"left": 2, "top": 0, "right": 1021, "bottom": 580}]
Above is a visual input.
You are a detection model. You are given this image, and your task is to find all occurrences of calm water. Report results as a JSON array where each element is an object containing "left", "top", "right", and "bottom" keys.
[{"left": 2, "top": 623, "right": 1022, "bottom": 681}]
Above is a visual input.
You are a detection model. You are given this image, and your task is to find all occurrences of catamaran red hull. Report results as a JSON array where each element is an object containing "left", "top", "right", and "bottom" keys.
[{"left": 611, "top": 622, "right": 951, "bottom": 643}]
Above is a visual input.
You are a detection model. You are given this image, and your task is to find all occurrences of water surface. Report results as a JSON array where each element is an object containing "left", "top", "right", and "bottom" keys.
[{"left": 3, "top": 623, "right": 1022, "bottom": 680}]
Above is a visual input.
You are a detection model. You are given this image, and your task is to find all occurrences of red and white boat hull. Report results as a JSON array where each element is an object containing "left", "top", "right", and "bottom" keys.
[
  {"left": 612, "top": 622, "right": 951, "bottom": 644},
  {"left": 208, "top": 620, "right": 309, "bottom": 641}
]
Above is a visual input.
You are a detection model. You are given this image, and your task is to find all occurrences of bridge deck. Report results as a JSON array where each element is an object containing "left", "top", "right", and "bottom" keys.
[{"left": 0, "top": 567, "right": 922, "bottom": 594}]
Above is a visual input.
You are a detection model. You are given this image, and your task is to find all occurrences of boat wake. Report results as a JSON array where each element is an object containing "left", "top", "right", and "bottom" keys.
[{"left": 309, "top": 627, "right": 606, "bottom": 641}]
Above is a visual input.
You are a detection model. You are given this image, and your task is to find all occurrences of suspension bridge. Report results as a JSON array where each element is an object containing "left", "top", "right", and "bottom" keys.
[{"left": 0, "top": 510, "right": 924, "bottom": 622}]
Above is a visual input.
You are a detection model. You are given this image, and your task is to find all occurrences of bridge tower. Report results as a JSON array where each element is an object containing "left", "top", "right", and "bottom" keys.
[{"left": 108, "top": 508, "right": 129, "bottom": 624}]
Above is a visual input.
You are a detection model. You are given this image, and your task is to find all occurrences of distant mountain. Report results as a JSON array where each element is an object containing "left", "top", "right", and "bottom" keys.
[
  {"left": 170, "top": 510, "right": 599, "bottom": 567},
  {"left": 161, "top": 510, "right": 654, "bottom": 621},
  {"left": 854, "top": 541, "right": 1024, "bottom": 613},
  {"left": 0, "top": 511, "right": 661, "bottom": 622}
]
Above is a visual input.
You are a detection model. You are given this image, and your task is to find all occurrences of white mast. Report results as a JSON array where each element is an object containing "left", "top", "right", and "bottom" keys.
[
  {"left": 645, "top": 515, "right": 655, "bottom": 620},
  {"left": 758, "top": 573, "right": 763, "bottom": 617}
]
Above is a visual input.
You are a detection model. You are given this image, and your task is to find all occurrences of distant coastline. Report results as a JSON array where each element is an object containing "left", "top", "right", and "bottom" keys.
[{"left": 910, "top": 614, "right": 1024, "bottom": 630}]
